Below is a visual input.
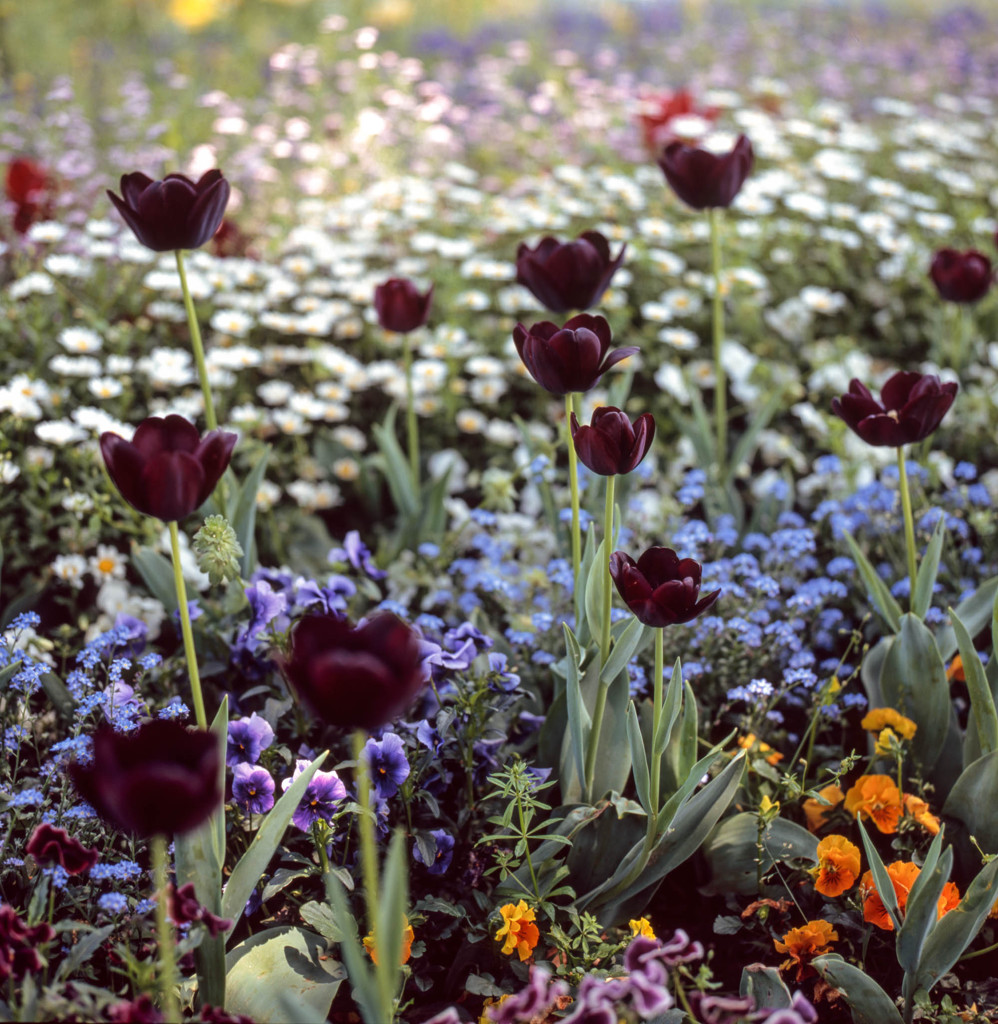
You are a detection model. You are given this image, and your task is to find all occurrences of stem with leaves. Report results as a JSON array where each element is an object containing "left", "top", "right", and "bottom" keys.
[
  {"left": 896, "top": 447, "right": 918, "bottom": 609},
  {"left": 168, "top": 520, "right": 207, "bottom": 730},
  {"left": 151, "top": 833, "right": 180, "bottom": 1023},
  {"left": 401, "top": 332, "right": 419, "bottom": 488},
  {"left": 565, "top": 392, "right": 582, "bottom": 582},
  {"left": 175, "top": 249, "right": 218, "bottom": 433},
  {"left": 708, "top": 207, "right": 726, "bottom": 472}
]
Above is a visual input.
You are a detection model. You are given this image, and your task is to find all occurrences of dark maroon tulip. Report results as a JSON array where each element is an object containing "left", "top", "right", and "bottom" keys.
[
  {"left": 929, "top": 248, "right": 993, "bottom": 304},
  {"left": 5, "top": 157, "right": 54, "bottom": 234},
  {"left": 169, "top": 883, "right": 231, "bottom": 937},
  {"left": 69, "top": 720, "right": 221, "bottom": 838},
  {"left": 657, "top": 134, "right": 754, "bottom": 210},
  {"left": 100, "top": 415, "right": 237, "bottom": 522},
  {"left": 0, "top": 905, "right": 55, "bottom": 983},
  {"left": 373, "top": 277, "right": 433, "bottom": 333},
  {"left": 107, "top": 169, "right": 230, "bottom": 252},
  {"left": 513, "top": 314, "right": 639, "bottom": 396},
  {"left": 831, "top": 371, "right": 958, "bottom": 448},
  {"left": 280, "top": 612, "right": 427, "bottom": 732},
  {"left": 25, "top": 823, "right": 99, "bottom": 875},
  {"left": 515, "top": 231, "right": 626, "bottom": 314},
  {"left": 609, "top": 547, "right": 721, "bottom": 628},
  {"left": 570, "top": 407, "right": 655, "bottom": 476}
]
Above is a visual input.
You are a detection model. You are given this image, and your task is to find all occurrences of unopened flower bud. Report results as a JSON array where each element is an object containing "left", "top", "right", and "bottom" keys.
[{"left": 192, "top": 515, "right": 243, "bottom": 586}]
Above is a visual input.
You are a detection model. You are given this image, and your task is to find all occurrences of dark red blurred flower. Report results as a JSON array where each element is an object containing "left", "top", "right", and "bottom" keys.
[
  {"left": 512, "top": 314, "right": 638, "bottom": 396},
  {"left": 609, "top": 547, "right": 720, "bottom": 628},
  {"left": 515, "top": 231, "right": 626, "bottom": 314},
  {"left": 0, "top": 904, "right": 55, "bottom": 982},
  {"left": 929, "top": 248, "right": 993, "bottom": 304},
  {"left": 106, "top": 996, "right": 164, "bottom": 1024},
  {"left": 100, "top": 415, "right": 237, "bottom": 522},
  {"left": 70, "top": 720, "right": 221, "bottom": 838},
  {"left": 5, "top": 157, "right": 55, "bottom": 234},
  {"left": 831, "top": 371, "right": 958, "bottom": 448},
  {"left": 280, "top": 612, "right": 427, "bottom": 732},
  {"left": 373, "top": 277, "right": 433, "bottom": 333},
  {"left": 570, "top": 407, "right": 655, "bottom": 476},
  {"left": 107, "top": 169, "right": 230, "bottom": 252},
  {"left": 168, "top": 882, "right": 231, "bottom": 938},
  {"left": 657, "top": 134, "right": 754, "bottom": 210},
  {"left": 199, "top": 1007, "right": 256, "bottom": 1024},
  {"left": 636, "top": 88, "right": 719, "bottom": 153},
  {"left": 25, "top": 823, "right": 99, "bottom": 875},
  {"left": 211, "top": 218, "right": 255, "bottom": 259}
]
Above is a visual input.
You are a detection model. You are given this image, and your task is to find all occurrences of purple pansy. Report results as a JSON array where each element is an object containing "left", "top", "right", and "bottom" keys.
[
  {"left": 282, "top": 759, "right": 347, "bottom": 831},
  {"left": 231, "top": 763, "right": 276, "bottom": 815},
  {"left": 413, "top": 828, "right": 455, "bottom": 875},
  {"left": 364, "top": 733, "right": 411, "bottom": 800},
  {"left": 226, "top": 713, "right": 275, "bottom": 767},
  {"left": 238, "top": 580, "right": 287, "bottom": 651},
  {"left": 328, "top": 530, "right": 386, "bottom": 580}
]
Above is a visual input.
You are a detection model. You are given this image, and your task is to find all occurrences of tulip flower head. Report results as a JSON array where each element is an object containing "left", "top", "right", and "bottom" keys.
[
  {"left": 70, "top": 720, "right": 221, "bottom": 838},
  {"left": 5, "top": 157, "right": 54, "bottom": 234},
  {"left": 636, "top": 88, "right": 719, "bottom": 153},
  {"left": 512, "top": 314, "right": 638, "bottom": 396},
  {"left": 609, "top": 547, "right": 720, "bottom": 628},
  {"left": 657, "top": 133, "right": 754, "bottom": 210},
  {"left": 929, "top": 248, "right": 993, "bottom": 304},
  {"left": 831, "top": 370, "right": 957, "bottom": 448},
  {"left": 107, "top": 169, "right": 231, "bottom": 252},
  {"left": 373, "top": 277, "right": 433, "bottom": 333},
  {"left": 100, "top": 415, "right": 237, "bottom": 522},
  {"left": 570, "top": 407, "right": 655, "bottom": 476},
  {"left": 279, "top": 611, "right": 428, "bottom": 732},
  {"left": 515, "top": 231, "right": 626, "bottom": 314}
]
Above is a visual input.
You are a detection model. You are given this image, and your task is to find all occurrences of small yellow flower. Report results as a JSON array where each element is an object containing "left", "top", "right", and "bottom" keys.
[
  {"left": 860, "top": 707, "right": 917, "bottom": 740},
  {"left": 874, "top": 727, "right": 899, "bottom": 757},
  {"left": 759, "top": 794, "right": 781, "bottom": 816},
  {"left": 629, "top": 917, "right": 656, "bottom": 939},
  {"left": 495, "top": 900, "right": 539, "bottom": 961}
]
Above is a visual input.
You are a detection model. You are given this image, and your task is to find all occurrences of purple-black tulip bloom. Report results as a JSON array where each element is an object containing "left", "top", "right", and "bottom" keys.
[
  {"left": 512, "top": 314, "right": 638, "bottom": 396},
  {"left": 373, "top": 277, "right": 433, "bottom": 333},
  {"left": 570, "top": 406, "right": 655, "bottom": 476},
  {"left": 657, "top": 134, "right": 754, "bottom": 210},
  {"left": 100, "top": 415, "right": 237, "bottom": 522},
  {"left": 25, "top": 823, "right": 99, "bottom": 875},
  {"left": 831, "top": 371, "right": 958, "bottom": 448},
  {"left": 280, "top": 612, "right": 428, "bottom": 732},
  {"left": 364, "top": 732, "right": 410, "bottom": 799},
  {"left": 231, "top": 763, "right": 276, "bottom": 815},
  {"left": 413, "top": 828, "right": 455, "bottom": 875},
  {"left": 929, "top": 247, "right": 993, "bottom": 303},
  {"left": 515, "top": 231, "right": 626, "bottom": 314},
  {"left": 609, "top": 547, "right": 721, "bottom": 628},
  {"left": 69, "top": 720, "right": 221, "bottom": 838},
  {"left": 281, "top": 759, "right": 347, "bottom": 831},
  {"left": 226, "top": 713, "right": 275, "bottom": 767},
  {"left": 107, "top": 169, "right": 230, "bottom": 252}
]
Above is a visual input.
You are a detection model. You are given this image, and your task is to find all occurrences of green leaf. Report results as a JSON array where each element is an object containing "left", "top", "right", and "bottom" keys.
[
  {"left": 324, "top": 871, "right": 383, "bottom": 1024},
  {"left": 574, "top": 524, "right": 598, "bottom": 648},
  {"left": 374, "top": 831, "right": 410, "bottom": 1013},
  {"left": 626, "top": 702, "right": 651, "bottom": 815},
  {"left": 225, "top": 926, "right": 344, "bottom": 1024},
  {"left": 584, "top": 536, "right": 606, "bottom": 644},
  {"left": 811, "top": 955, "right": 904, "bottom": 1024},
  {"left": 843, "top": 531, "right": 902, "bottom": 633},
  {"left": 913, "top": 856, "right": 998, "bottom": 993},
  {"left": 948, "top": 606, "right": 998, "bottom": 756},
  {"left": 654, "top": 658, "right": 684, "bottom": 758},
  {"left": 223, "top": 750, "right": 328, "bottom": 936},
  {"left": 372, "top": 405, "right": 418, "bottom": 519},
  {"left": 739, "top": 963, "right": 792, "bottom": 1011},
  {"left": 911, "top": 516, "right": 946, "bottom": 619},
  {"left": 230, "top": 446, "right": 271, "bottom": 578},
  {"left": 856, "top": 819, "right": 902, "bottom": 933},
  {"left": 941, "top": 749, "right": 998, "bottom": 853},
  {"left": 299, "top": 901, "right": 341, "bottom": 942},
  {"left": 54, "top": 924, "right": 116, "bottom": 982},
  {"left": 132, "top": 545, "right": 179, "bottom": 612},
  {"left": 561, "top": 624, "right": 590, "bottom": 801},
  {"left": 40, "top": 671, "right": 75, "bottom": 720},
  {"left": 589, "top": 658, "right": 633, "bottom": 802},
  {"left": 897, "top": 831, "right": 951, "bottom": 975},
  {"left": 599, "top": 616, "right": 648, "bottom": 686},
  {"left": 935, "top": 575, "right": 998, "bottom": 663}
]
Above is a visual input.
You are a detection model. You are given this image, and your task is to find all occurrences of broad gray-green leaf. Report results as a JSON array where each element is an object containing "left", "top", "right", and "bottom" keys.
[
  {"left": 941, "top": 749, "right": 998, "bottom": 853},
  {"left": 132, "top": 545, "right": 179, "bottom": 612},
  {"left": 948, "top": 606, "right": 998, "bottom": 756},
  {"left": 230, "top": 446, "right": 271, "bottom": 578},
  {"left": 934, "top": 575, "right": 998, "bottom": 663},
  {"left": 897, "top": 837, "right": 951, "bottom": 975},
  {"left": 626, "top": 701, "right": 651, "bottom": 815},
  {"left": 912, "top": 516, "right": 945, "bottom": 619},
  {"left": 811, "top": 955, "right": 903, "bottom": 1024},
  {"left": 600, "top": 616, "right": 648, "bottom": 686},
  {"left": 856, "top": 820, "right": 902, "bottom": 933},
  {"left": 843, "top": 531, "right": 902, "bottom": 632}
]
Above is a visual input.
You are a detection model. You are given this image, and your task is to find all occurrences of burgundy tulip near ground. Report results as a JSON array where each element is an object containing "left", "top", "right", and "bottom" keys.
[
  {"left": 609, "top": 547, "right": 721, "bottom": 628},
  {"left": 515, "top": 231, "right": 626, "bottom": 314},
  {"left": 929, "top": 248, "right": 993, "bottom": 304},
  {"left": 657, "top": 134, "right": 754, "bottom": 210},
  {"left": 570, "top": 407, "right": 656, "bottom": 477},
  {"left": 373, "top": 277, "right": 434, "bottom": 333}
]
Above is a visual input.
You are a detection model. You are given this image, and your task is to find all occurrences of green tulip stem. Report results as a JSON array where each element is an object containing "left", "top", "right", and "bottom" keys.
[
  {"left": 175, "top": 248, "right": 218, "bottom": 433},
  {"left": 648, "top": 627, "right": 665, "bottom": 831},
  {"left": 352, "top": 729, "right": 380, "bottom": 937},
  {"left": 565, "top": 392, "right": 582, "bottom": 582},
  {"left": 708, "top": 207, "right": 726, "bottom": 472},
  {"left": 168, "top": 520, "right": 207, "bottom": 730},
  {"left": 599, "top": 474, "right": 616, "bottom": 667},
  {"left": 896, "top": 447, "right": 918, "bottom": 609},
  {"left": 401, "top": 331, "right": 420, "bottom": 489},
  {"left": 954, "top": 302, "right": 972, "bottom": 374},
  {"left": 151, "top": 833, "right": 180, "bottom": 1023}
]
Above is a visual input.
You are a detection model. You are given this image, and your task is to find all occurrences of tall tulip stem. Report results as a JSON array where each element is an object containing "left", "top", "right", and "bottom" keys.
[
  {"left": 896, "top": 447, "right": 918, "bottom": 608},
  {"left": 648, "top": 627, "right": 665, "bottom": 831},
  {"left": 599, "top": 474, "right": 616, "bottom": 667},
  {"left": 565, "top": 392, "right": 582, "bottom": 582},
  {"left": 151, "top": 833, "right": 180, "bottom": 1023},
  {"left": 352, "top": 729, "right": 380, "bottom": 937},
  {"left": 175, "top": 249, "right": 218, "bottom": 433},
  {"left": 401, "top": 332, "right": 420, "bottom": 489},
  {"left": 168, "top": 520, "right": 207, "bottom": 730},
  {"left": 708, "top": 207, "right": 726, "bottom": 472}
]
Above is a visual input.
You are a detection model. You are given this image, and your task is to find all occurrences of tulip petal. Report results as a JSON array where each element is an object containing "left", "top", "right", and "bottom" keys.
[{"left": 141, "top": 451, "right": 205, "bottom": 521}]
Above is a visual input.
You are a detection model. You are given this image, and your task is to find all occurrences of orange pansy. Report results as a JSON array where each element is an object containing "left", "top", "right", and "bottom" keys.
[
  {"left": 495, "top": 900, "right": 540, "bottom": 961},
  {"left": 802, "top": 784, "right": 845, "bottom": 833},
  {"left": 363, "top": 915, "right": 415, "bottom": 965},
  {"left": 860, "top": 707, "right": 917, "bottom": 740},
  {"left": 937, "top": 881, "right": 961, "bottom": 918},
  {"left": 738, "top": 732, "right": 783, "bottom": 765},
  {"left": 861, "top": 862, "right": 920, "bottom": 930},
  {"left": 946, "top": 655, "right": 965, "bottom": 682},
  {"left": 774, "top": 919, "right": 838, "bottom": 981},
  {"left": 903, "top": 793, "right": 941, "bottom": 835},
  {"left": 843, "top": 774, "right": 903, "bottom": 834},
  {"left": 811, "top": 834, "right": 861, "bottom": 897}
]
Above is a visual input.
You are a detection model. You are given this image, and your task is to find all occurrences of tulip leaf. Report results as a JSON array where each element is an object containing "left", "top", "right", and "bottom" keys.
[
  {"left": 599, "top": 616, "right": 648, "bottom": 687},
  {"left": 223, "top": 750, "right": 328, "bottom": 936},
  {"left": 739, "top": 964, "right": 793, "bottom": 1011},
  {"left": 880, "top": 613, "right": 949, "bottom": 771},
  {"left": 561, "top": 624, "right": 590, "bottom": 803},
  {"left": 941, "top": 749, "right": 998, "bottom": 853},
  {"left": 324, "top": 871, "right": 383, "bottom": 1024},
  {"left": 132, "top": 545, "right": 180, "bottom": 613},
  {"left": 948, "top": 606, "right": 998, "bottom": 756},
  {"left": 653, "top": 658, "right": 684, "bottom": 759},
  {"left": 574, "top": 525, "right": 598, "bottom": 648},
  {"left": 842, "top": 531, "right": 901, "bottom": 633},
  {"left": 374, "top": 831, "right": 410, "bottom": 1014},
  {"left": 811, "top": 955, "right": 904, "bottom": 1024},
  {"left": 40, "top": 671, "right": 76, "bottom": 721},
  {"left": 626, "top": 701, "right": 652, "bottom": 815},
  {"left": 856, "top": 819, "right": 903, "bottom": 933},
  {"left": 225, "top": 925, "right": 344, "bottom": 1024},
  {"left": 584, "top": 536, "right": 606, "bottom": 646},
  {"left": 590, "top": 660, "right": 634, "bottom": 802},
  {"left": 913, "top": 855, "right": 998, "bottom": 993},
  {"left": 934, "top": 574, "right": 998, "bottom": 663},
  {"left": 897, "top": 834, "right": 950, "bottom": 976},
  {"left": 230, "top": 445, "right": 270, "bottom": 579},
  {"left": 679, "top": 380, "right": 716, "bottom": 466},
  {"left": 911, "top": 516, "right": 946, "bottom": 620},
  {"left": 372, "top": 405, "right": 418, "bottom": 519}
]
